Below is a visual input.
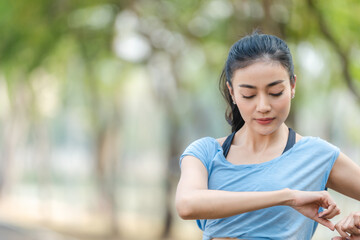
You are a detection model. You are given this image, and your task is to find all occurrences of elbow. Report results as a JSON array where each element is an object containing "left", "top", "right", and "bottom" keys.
[
  {"left": 176, "top": 195, "right": 197, "bottom": 220},
  {"left": 177, "top": 207, "right": 193, "bottom": 220}
]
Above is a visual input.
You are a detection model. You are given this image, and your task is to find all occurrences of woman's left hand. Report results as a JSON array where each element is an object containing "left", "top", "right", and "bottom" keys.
[{"left": 332, "top": 212, "right": 360, "bottom": 239}]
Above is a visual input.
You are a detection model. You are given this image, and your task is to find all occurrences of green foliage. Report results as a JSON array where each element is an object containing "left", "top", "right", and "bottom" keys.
[{"left": 1, "top": 1, "right": 360, "bottom": 238}]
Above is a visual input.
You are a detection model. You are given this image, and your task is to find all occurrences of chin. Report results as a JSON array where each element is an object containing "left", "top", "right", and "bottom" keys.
[
  {"left": 254, "top": 124, "right": 280, "bottom": 136},
  {"left": 257, "top": 129, "right": 276, "bottom": 136}
]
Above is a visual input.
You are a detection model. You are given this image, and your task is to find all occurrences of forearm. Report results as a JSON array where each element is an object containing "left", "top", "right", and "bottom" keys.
[{"left": 176, "top": 188, "right": 293, "bottom": 220}]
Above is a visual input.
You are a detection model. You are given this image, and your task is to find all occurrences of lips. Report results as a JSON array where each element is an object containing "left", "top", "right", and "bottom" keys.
[{"left": 255, "top": 118, "right": 275, "bottom": 125}]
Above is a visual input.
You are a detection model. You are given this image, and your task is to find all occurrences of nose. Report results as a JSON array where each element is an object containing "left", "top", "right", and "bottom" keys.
[{"left": 256, "top": 94, "right": 271, "bottom": 113}]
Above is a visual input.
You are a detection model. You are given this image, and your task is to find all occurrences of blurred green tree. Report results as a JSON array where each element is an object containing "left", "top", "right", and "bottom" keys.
[{"left": 0, "top": 0, "right": 359, "bottom": 239}]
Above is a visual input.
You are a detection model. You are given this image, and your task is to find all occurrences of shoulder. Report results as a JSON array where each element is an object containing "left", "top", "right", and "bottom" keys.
[
  {"left": 187, "top": 136, "right": 219, "bottom": 149},
  {"left": 181, "top": 136, "right": 220, "bottom": 159},
  {"left": 180, "top": 136, "right": 222, "bottom": 170},
  {"left": 216, "top": 136, "right": 227, "bottom": 146},
  {"left": 290, "top": 129, "right": 340, "bottom": 153},
  {"left": 294, "top": 135, "right": 340, "bottom": 155},
  {"left": 304, "top": 136, "right": 337, "bottom": 147}
]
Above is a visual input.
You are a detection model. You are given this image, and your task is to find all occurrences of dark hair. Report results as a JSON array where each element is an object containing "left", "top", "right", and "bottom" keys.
[{"left": 220, "top": 32, "right": 295, "bottom": 133}]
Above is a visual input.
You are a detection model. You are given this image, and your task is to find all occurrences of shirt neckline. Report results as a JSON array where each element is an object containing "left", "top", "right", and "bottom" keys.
[{"left": 210, "top": 136, "right": 309, "bottom": 167}]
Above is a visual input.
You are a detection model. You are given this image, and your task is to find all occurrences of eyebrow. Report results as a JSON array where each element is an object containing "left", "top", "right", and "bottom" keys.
[{"left": 239, "top": 80, "right": 285, "bottom": 89}]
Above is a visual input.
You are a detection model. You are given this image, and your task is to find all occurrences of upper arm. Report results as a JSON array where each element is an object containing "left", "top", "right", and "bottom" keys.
[
  {"left": 327, "top": 152, "right": 360, "bottom": 201},
  {"left": 176, "top": 156, "right": 208, "bottom": 206},
  {"left": 175, "top": 156, "right": 209, "bottom": 218}
]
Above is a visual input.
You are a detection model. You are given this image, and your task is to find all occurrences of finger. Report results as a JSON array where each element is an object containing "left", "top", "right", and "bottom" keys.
[
  {"left": 349, "top": 227, "right": 360, "bottom": 236},
  {"left": 342, "top": 216, "right": 360, "bottom": 236},
  {"left": 335, "top": 221, "right": 351, "bottom": 238},
  {"left": 346, "top": 217, "right": 360, "bottom": 236},
  {"left": 326, "top": 207, "right": 342, "bottom": 219},
  {"left": 315, "top": 216, "right": 335, "bottom": 231},
  {"left": 344, "top": 216, "right": 354, "bottom": 234},
  {"left": 319, "top": 191, "right": 332, "bottom": 208},
  {"left": 320, "top": 196, "right": 338, "bottom": 217},
  {"left": 331, "top": 237, "right": 346, "bottom": 240},
  {"left": 320, "top": 205, "right": 340, "bottom": 219},
  {"left": 354, "top": 213, "right": 360, "bottom": 229},
  {"left": 319, "top": 204, "right": 335, "bottom": 218}
]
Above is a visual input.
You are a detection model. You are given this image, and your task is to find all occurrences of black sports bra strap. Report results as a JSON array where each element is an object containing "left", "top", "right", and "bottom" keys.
[
  {"left": 222, "top": 128, "right": 296, "bottom": 158},
  {"left": 283, "top": 128, "right": 296, "bottom": 153},
  {"left": 222, "top": 131, "right": 236, "bottom": 158}
]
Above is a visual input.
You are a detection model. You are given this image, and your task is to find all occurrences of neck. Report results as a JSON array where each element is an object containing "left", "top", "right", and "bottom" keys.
[{"left": 234, "top": 124, "right": 289, "bottom": 153}]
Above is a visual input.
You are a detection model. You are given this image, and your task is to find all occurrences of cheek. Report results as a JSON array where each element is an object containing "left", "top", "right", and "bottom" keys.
[
  {"left": 274, "top": 97, "right": 291, "bottom": 114},
  {"left": 236, "top": 101, "right": 254, "bottom": 118}
]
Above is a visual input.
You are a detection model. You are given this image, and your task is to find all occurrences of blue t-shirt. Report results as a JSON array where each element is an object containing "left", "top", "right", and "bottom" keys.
[{"left": 179, "top": 136, "right": 340, "bottom": 240}]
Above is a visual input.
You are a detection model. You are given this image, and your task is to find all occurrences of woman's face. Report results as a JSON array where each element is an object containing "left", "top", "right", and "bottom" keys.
[{"left": 227, "top": 60, "right": 296, "bottom": 135}]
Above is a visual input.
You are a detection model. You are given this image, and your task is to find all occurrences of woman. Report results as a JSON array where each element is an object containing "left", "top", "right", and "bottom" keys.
[{"left": 175, "top": 33, "right": 360, "bottom": 240}]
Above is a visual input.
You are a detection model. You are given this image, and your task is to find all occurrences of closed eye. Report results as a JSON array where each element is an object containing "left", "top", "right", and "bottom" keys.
[
  {"left": 242, "top": 95, "right": 255, "bottom": 99},
  {"left": 270, "top": 91, "right": 283, "bottom": 97}
]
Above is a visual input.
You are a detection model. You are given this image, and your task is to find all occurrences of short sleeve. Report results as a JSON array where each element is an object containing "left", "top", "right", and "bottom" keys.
[
  {"left": 179, "top": 137, "right": 216, "bottom": 172},
  {"left": 303, "top": 137, "right": 340, "bottom": 190},
  {"left": 316, "top": 138, "right": 340, "bottom": 189}
]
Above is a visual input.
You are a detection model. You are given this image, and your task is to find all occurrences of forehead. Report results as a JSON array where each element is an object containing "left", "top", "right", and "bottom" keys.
[{"left": 232, "top": 61, "right": 289, "bottom": 86}]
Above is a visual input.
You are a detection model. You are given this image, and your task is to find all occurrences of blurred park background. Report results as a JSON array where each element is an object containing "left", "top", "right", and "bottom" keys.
[{"left": 0, "top": 0, "right": 360, "bottom": 239}]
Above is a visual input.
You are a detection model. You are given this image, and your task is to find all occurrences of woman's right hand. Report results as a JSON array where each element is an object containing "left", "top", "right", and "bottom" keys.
[
  {"left": 288, "top": 190, "right": 340, "bottom": 230},
  {"left": 331, "top": 212, "right": 360, "bottom": 239}
]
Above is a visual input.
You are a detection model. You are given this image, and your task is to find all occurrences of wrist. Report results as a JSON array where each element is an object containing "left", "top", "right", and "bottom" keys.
[{"left": 280, "top": 188, "right": 296, "bottom": 206}]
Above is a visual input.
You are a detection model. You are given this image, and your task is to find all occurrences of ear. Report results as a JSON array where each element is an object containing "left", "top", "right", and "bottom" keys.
[
  {"left": 226, "top": 81, "right": 234, "bottom": 98},
  {"left": 291, "top": 75, "right": 297, "bottom": 98}
]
